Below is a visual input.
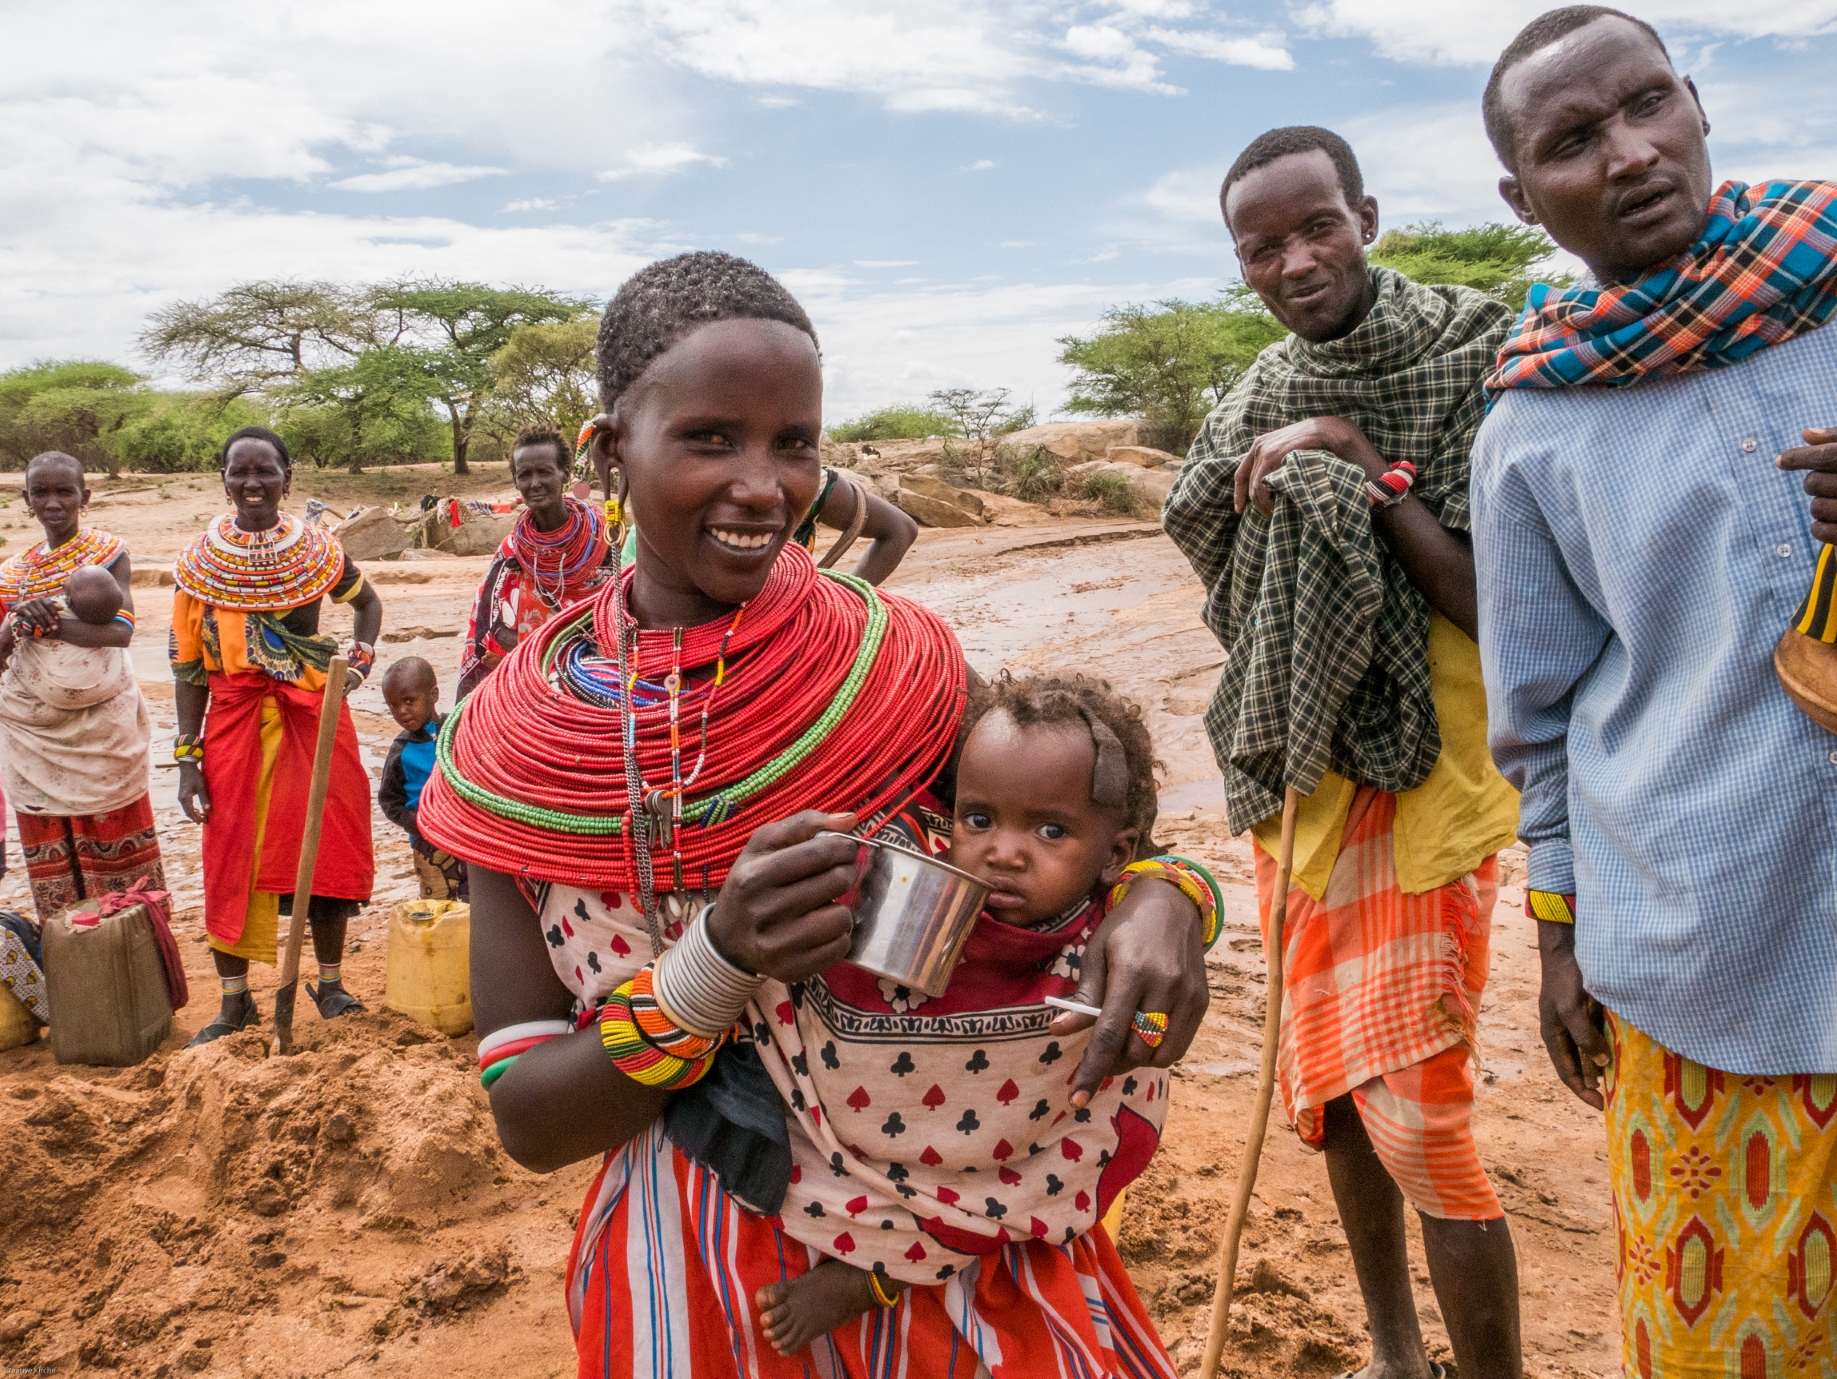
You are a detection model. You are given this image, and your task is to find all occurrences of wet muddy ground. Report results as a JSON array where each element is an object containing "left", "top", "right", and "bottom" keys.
[{"left": 0, "top": 471, "right": 1616, "bottom": 1376}]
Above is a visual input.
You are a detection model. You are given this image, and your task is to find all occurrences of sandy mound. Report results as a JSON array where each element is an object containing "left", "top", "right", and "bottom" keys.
[{"left": 0, "top": 999, "right": 586, "bottom": 1379}]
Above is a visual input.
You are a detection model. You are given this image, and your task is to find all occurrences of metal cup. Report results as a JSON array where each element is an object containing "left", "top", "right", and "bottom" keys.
[{"left": 825, "top": 831, "right": 990, "bottom": 998}]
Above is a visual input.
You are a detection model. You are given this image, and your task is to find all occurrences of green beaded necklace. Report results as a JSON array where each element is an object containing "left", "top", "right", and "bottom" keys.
[{"left": 434, "top": 569, "right": 888, "bottom": 836}]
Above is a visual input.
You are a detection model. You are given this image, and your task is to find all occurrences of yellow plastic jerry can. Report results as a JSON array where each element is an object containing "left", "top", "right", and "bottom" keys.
[
  {"left": 385, "top": 899, "right": 473, "bottom": 1036},
  {"left": 0, "top": 983, "right": 37, "bottom": 1052}
]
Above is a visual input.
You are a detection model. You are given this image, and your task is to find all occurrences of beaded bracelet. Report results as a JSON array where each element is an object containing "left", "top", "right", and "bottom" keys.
[
  {"left": 113, "top": 609, "right": 136, "bottom": 633},
  {"left": 477, "top": 1018, "right": 572, "bottom": 1089},
  {"left": 346, "top": 641, "right": 376, "bottom": 683},
  {"left": 601, "top": 982, "right": 719, "bottom": 1089},
  {"left": 1526, "top": 890, "right": 1576, "bottom": 925},
  {"left": 1108, "top": 855, "right": 1224, "bottom": 951},
  {"left": 1365, "top": 460, "right": 1417, "bottom": 509},
  {"left": 630, "top": 962, "right": 725, "bottom": 1060},
  {"left": 868, "top": 1269, "right": 899, "bottom": 1308},
  {"left": 173, "top": 733, "right": 204, "bottom": 764}
]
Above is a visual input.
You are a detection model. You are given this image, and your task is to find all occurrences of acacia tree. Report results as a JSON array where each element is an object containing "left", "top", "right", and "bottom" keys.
[
  {"left": 1368, "top": 221, "right": 1570, "bottom": 311},
  {"left": 481, "top": 317, "right": 599, "bottom": 449},
  {"left": 139, "top": 281, "right": 376, "bottom": 398},
  {"left": 369, "top": 282, "right": 588, "bottom": 474},
  {"left": 0, "top": 361, "right": 148, "bottom": 476},
  {"left": 279, "top": 345, "right": 445, "bottom": 475},
  {"left": 927, "top": 386, "right": 1016, "bottom": 486},
  {"left": 1057, "top": 295, "right": 1284, "bottom": 451}
]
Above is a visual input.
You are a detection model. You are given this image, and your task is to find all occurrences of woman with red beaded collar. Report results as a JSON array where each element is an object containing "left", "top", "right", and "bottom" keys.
[
  {"left": 456, "top": 424, "right": 617, "bottom": 700},
  {"left": 420, "top": 252, "right": 1209, "bottom": 1379},
  {"left": 172, "top": 426, "right": 383, "bottom": 1044}
]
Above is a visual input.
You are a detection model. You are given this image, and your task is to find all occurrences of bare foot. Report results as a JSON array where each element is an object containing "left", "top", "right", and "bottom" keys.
[{"left": 755, "top": 1259, "right": 882, "bottom": 1356}]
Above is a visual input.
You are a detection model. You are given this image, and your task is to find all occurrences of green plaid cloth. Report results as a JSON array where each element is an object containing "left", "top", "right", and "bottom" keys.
[{"left": 1163, "top": 267, "right": 1512, "bottom": 834}]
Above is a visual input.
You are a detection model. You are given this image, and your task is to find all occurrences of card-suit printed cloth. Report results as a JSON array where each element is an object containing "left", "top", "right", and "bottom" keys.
[{"left": 538, "top": 867, "right": 1168, "bottom": 1286}]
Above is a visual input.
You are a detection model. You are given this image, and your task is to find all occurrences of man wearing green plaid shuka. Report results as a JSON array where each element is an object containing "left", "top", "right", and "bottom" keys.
[{"left": 1163, "top": 126, "right": 1525, "bottom": 1378}]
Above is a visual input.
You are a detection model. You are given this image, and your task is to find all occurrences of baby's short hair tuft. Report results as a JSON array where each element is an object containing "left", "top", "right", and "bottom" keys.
[
  {"left": 596, "top": 251, "right": 819, "bottom": 411},
  {"left": 962, "top": 671, "right": 1161, "bottom": 839}
]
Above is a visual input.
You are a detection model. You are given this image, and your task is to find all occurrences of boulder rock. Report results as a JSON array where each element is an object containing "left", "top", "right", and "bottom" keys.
[
  {"left": 429, "top": 509, "right": 519, "bottom": 557},
  {"left": 998, "top": 419, "right": 1141, "bottom": 465},
  {"left": 1105, "top": 445, "right": 1184, "bottom": 469},
  {"left": 895, "top": 489, "right": 983, "bottom": 529},
  {"left": 334, "top": 506, "right": 414, "bottom": 562},
  {"left": 1129, "top": 466, "right": 1179, "bottom": 511},
  {"left": 1067, "top": 460, "right": 1177, "bottom": 516},
  {"left": 824, "top": 437, "right": 960, "bottom": 472},
  {"left": 900, "top": 473, "right": 985, "bottom": 517}
]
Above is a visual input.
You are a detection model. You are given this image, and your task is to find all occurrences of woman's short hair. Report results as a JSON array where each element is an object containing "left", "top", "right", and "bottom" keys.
[
  {"left": 510, "top": 425, "right": 570, "bottom": 475},
  {"left": 24, "top": 451, "right": 85, "bottom": 486},
  {"left": 596, "top": 251, "right": 819, "bottom": 411},
  {"left": 219, "top": 425, "right": 292, "bottom": 473}
]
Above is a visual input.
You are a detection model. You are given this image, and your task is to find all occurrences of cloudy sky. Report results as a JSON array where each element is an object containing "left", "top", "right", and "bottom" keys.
[{"left": 4, "top": 0, "right": 1836, "bottom": 421}]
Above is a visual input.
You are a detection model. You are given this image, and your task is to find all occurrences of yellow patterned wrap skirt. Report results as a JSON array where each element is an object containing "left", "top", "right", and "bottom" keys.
[{"left": 1606, "top": 1011, "right": 1837, "bottom": 1375}]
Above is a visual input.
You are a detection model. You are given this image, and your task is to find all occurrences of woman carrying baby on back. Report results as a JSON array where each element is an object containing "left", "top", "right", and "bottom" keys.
[
  {"left": 0, "top": 450, "right": 167, "bottom": 922},
  {"left": 421, "top": 251, "right": 1215, "bottom": 1378}
]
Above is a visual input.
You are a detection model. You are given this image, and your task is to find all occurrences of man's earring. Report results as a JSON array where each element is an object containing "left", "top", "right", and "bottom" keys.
[{"left": 607, "top": 471, "right": 627, "bottom": 529}]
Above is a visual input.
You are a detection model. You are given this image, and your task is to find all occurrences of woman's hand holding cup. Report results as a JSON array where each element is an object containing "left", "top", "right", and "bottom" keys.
[{"left": 706, "top": 811, "right": 861, "bottom": 982}]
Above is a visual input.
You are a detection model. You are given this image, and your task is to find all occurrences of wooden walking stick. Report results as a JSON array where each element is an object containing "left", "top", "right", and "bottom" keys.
[
  {"left": 271, "top": 655, "right": 349, "bottom": 1056},
  {"left": 1198, "top": 783, "right": 1301, "bottom": 1379}
]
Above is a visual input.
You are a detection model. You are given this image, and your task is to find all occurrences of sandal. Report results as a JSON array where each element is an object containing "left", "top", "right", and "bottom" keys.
[
  {"left": 187, "top": 992, "right": 260, "bottom": 1047},
  {"left": 307, "top": 982, "right": 366, "bottom": 1020}
]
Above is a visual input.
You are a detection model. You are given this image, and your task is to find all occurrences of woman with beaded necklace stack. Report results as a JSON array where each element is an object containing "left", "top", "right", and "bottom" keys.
[
  {"left": 0, "top": 450, "right": 166, "bottom": 921},
  {"left": 419, "top": 252, "right": 1210, "bottom": 1379},
  {"left": 172, "top": 426, "right": 383, "bottom": 1046},
  {"left": 457, "top": 424, "right": 618, "bottom": 699}
]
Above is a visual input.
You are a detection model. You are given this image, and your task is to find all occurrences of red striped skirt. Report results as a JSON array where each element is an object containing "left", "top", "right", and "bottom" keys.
[
  {"left": 16, "top": 792, "right": 166, "bottom": 924},
  {"left": 568, "top": 1124, "right": 1178, "bottom": 1379}
]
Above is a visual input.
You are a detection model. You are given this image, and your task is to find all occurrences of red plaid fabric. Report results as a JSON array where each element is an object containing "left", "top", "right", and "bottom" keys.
[{"left": 1488, "top": 179, "right": 1837, "bottom": 394}]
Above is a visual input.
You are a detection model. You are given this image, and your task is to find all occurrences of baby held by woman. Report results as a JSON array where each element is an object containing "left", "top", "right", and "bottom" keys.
[{"left": 757, "top": 672, "right": 1219, "bottom": 1355}]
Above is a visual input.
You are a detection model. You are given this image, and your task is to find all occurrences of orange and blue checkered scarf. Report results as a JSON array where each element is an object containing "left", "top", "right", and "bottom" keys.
[{"left": 1486, "top": 179, "right": 1837, "bottom": 394}]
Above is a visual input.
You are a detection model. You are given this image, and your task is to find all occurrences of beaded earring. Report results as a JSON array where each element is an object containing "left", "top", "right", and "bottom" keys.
[{"left": 607, "top": 471, "right": 628, "bottom": 533}]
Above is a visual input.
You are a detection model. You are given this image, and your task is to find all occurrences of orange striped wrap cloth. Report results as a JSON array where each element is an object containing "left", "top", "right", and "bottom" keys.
[{"left": 1253, "top": 785, "right": 1502, "bottom": 1220}]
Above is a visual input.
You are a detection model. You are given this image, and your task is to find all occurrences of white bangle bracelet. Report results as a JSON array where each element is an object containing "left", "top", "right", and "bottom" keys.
[{"left": 653, "top": 906, "right": 763, "bottom": 1040}]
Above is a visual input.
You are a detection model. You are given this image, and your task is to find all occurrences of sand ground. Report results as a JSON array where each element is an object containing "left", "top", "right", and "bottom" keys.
[{"left": 0, "top": 469, "right": 1616, "bottom": 1377}]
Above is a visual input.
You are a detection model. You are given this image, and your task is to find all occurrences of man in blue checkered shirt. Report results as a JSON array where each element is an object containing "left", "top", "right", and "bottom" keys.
[{"left": 1471, "top": 7, "right": 1837, "bottom": 1366}]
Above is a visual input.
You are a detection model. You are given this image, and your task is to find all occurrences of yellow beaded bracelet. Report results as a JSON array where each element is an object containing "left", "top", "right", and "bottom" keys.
[
  {"left": 599, "top": 983, "right": 717, "bottom": 1089},
  {"left": 1108, "top": 857, "right": 1221, "bottom": 949}
]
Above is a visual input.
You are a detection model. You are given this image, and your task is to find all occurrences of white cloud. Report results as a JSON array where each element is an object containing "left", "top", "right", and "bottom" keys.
[
  {"left": 503, "top": 197, "right": 562, "bottom": 212},
  {"left": 855, "top": 259, "right": 920, "bottom": 267},
  {"left": 969, "top": 159, "right": 999, "bottom": 171},
  {"left": 784, "top": 269, "right": 1221, "bottom": 418},
  {"left": 331, "top": 158, "right": 505, "bottom": 192},
  {"left": 0, "top": 180, "right": 667, "bottom": 369},
  {"left": 598, "top": 142, "right": 729, "bottom": 180},
  {"left": 1296, "top": 0, "right": 1837, "bottom": 67},
  {"left": 629, "top": 0, "right": 1292, "bottom": 114},
  {"left": 1339, "top": 102, "right": 1505, "bottom": 218},
  {"left": 1146, "top": 26, "right": 1294, "bottom": 69}
]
